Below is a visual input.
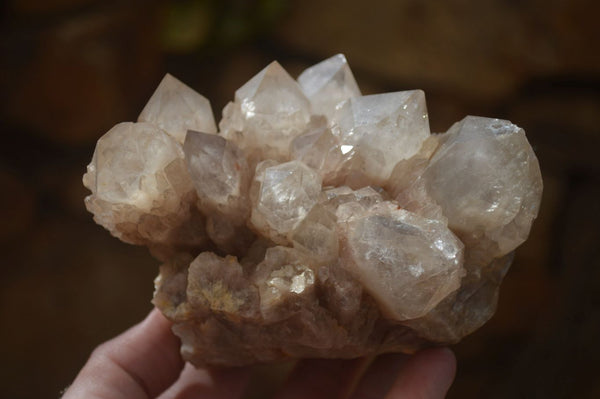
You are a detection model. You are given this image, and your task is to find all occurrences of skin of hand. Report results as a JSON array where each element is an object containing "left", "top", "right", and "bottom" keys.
[{"left": 62, "top": 308, "right": 456, "bottom": 399}]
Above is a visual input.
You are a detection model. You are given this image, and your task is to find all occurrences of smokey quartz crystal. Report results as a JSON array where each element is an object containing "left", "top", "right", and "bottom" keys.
[{"left": 83, "top": 54, "right": 543, "bottom": 366}]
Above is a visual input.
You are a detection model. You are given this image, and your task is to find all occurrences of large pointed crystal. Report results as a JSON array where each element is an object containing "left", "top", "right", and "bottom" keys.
[
  {"left": 219, "top": 62, "right": 311, "bottom": 161},
  {"left": 297, "top": 54, "right": 361, "bottom": 120},
  {"left": 138, "top": 74, "right": 217, "bottom": 143},
  {"left": 331, "top": 90, "right": 430, "bottom": 183}
]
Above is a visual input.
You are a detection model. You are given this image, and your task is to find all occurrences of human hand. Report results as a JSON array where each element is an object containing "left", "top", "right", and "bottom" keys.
[{"left": 62, "top": 309, "right": 456, "bottom": 399}]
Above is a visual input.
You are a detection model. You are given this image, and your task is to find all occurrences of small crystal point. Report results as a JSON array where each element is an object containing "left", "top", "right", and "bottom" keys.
[
  {"left": 289, "top": 118, "right": 344, "bottom": 184},
  {"left": 387, "top": 136, "right": 444, "bottom": 221},
  {"left": 297, "top": 54, "right": 361, "bottom": 120},
  {"left": 250, "top": 160, "right": 322, "bottom": 243},
  {"left": 138, "top": 74, "right": 217, "bottom": 143},
  {"left": 332, "top": 90, "right": 430, "bottom": 183},
  {"left": 183, "top": 130, "right": 250, "bottom": 219},
  {"left": 254, "top": 246, "right": 317, "bottom": 322}
]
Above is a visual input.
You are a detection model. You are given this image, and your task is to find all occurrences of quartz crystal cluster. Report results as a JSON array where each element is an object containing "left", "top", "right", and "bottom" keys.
[{"left": 83, "top": 54, "right": 542, "bottom": 366}]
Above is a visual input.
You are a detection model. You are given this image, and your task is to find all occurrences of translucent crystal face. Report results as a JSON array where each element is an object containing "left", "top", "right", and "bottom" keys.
[
  {"left": 138, "top": 74, "right": 217, "bottom": 143},
  {"left": 341, "top": 202, "right": 464, "bottom": 320},
  {"left": 83, "top": 55, "right": 543, "bottom": 366}
]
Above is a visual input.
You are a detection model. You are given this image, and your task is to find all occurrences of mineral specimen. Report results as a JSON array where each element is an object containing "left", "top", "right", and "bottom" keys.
[{"left": 83, "top": 54, "right": 543, "bottom": 366}]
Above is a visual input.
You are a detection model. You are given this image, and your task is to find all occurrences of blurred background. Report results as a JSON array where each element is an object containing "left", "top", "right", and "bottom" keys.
[{"left": 1, "top": 0, "right": 599, "bottom": 397}]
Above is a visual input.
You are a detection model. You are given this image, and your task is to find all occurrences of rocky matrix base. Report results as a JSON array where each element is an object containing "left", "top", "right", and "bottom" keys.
[{"left": 83, "top": 54, "right": 542, "bottom": 367}]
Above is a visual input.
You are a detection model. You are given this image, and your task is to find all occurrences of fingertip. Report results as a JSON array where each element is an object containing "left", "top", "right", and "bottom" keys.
[
  {"left": 385, "top": 347, "right": 457, "bottom": 399},
  {"left": 434, "top": 347, "right": 457, "bottom": 382},
  {"left": 424, "top": 347, "right": 457, "bottom": 394},
  {"left": 144, "top": 307, "right": 172, "bottom": 328}
]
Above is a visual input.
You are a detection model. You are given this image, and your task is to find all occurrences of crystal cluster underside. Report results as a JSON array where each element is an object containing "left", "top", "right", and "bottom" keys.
[{"left": 83, "top": 54, "right": 542, "bottom": 366}]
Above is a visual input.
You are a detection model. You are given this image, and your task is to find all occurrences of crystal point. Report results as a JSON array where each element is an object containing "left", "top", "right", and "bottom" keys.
[
  {"left": 250, "top": 160, "right": 322, "bottom": 243},
  {"left": 220, "top": 62, "right": 311, "bottom": 161},
  {"left": 138, "top": 74, "right": 217, "bottom": 143},
  {"left": 298, "top": 54, "right": 361, "bottom": 119},
  {"left": 332, "top": 90, "right": 431, "bottom": 183}
]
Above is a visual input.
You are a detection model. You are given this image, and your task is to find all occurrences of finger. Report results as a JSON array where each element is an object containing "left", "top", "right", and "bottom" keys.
[
  {"left": 274, "top": 358, "right": 366, "bottom": 399},
  {"left": 348, "top": 353, "right": 409, "bottom": 399},
  {"left": 158, "top": 362, "right": 251, "bottom": 399},
  {"left": 63, "top": 308, "right": 184, "bottom": 399},
  {"left": 385, "top": 348, "right": 456, "bottom": 399}
]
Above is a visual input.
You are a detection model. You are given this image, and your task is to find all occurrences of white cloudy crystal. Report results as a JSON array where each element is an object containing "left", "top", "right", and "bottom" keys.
[
  {"left": 297, "top": 54, "right": 361, "bottom": 120},
  {"left": 84, "top": 55, "right": 543, "bottom": 367},
  {"left": 138, "top": 74, "right": 217, "bottom": 143},
  {"left": 331, "top": 90, "right": 430, "bottom": 183}
]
